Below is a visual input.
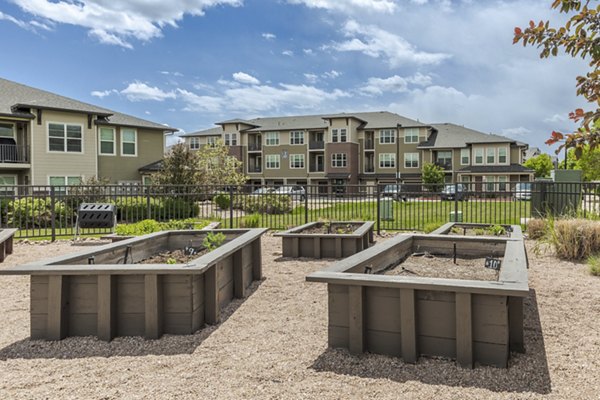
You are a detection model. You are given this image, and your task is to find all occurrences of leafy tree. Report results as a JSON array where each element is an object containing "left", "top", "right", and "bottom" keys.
[
  {"left": 513, "top": 0, "right": 599, "bottom": 156},
  {"left": 152, "top": 143, "right": 201, "bottom": 186},
  {"left": 524, "top": 153, "right": 555, "bottom": 177},
  {"left": 561, "top": 145, "right": 600, "bottom": 180},
  {"left": 196, "top": 139, "right": 248, "bottom": 187},
  {"left": 421, "top": 162, "right": 445, "bottom": 191}
]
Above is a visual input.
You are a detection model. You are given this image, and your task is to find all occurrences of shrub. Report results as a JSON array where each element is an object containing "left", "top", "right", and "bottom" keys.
[
  {"left": 203, "top": 231, "right": 226, "bottom": 251},
  {"left": 547, "top": 219, "right": 600, "bottom": 260},
  {"left": 214, "top": 193, "right": 231, "bottom": 210},
  {"left": 156, "top": 197, "right": 197, "bottom": 220},
  {"left": 588, "top": 255, "right": 600, "bottom": 276},
  {"left": 115, "top": 196, "right": 197, "bottom": 222},
  {"left": 527, "top": 219, "right": 547, "bottom": 239},
  {"left": 8, "top": 198, "right": 71, "bottom": 228},
  {"left": 115, "top": 218, "right": 208, "bottom": 236},
  {"left": 243, "top": 194, "right": 292, "bottom": 214},
  {"left": 423, "top": 222, "right": 442, "bottom": 233},
  {"left": 240, "top": 213, "right": 260, "bottom": 228}
]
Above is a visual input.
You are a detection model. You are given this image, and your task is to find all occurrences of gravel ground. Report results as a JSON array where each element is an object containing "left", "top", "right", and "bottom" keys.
[
  {"left": 0, "top": 235, "right": 600, "bottom": 399},
  {"left": 382, "top": 254, "right": 500, "bottom": 281}
]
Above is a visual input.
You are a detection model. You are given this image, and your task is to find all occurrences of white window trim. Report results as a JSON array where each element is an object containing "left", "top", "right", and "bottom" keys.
[
  {"left": 460, "top": 148, "right": 470, "bottom": 165},
  {"left": 404, "top": 152, "right": 419, "bottom": 169},
  {"left": 48, "top": 175, "right": 83, "bottom": 186},
  {"left": 265, "top": 154, "right": 280, "bottom": 169},
  {"left": 486, "top": 147, "right": 496, "bottom": 165},
  {"left": 0, "top": 174, "right": 18, "bottom": 189},
  {"left": 121, "top": 128, "right": 138, "bottom": 157},
  {"left": 378, "top": 153, "right": 396, "bottom": 168},
  {"left": 0, "top": 122, "right": 16, "bottom": 141},
  {"left": 331, "top": 129, "right": 339, "bottom": 143},
  {"left": 47, "top": 121, "right": 84, "bottom": 154},
  {"left": 207, "top": 136, "right": 217, "bottom": 147},
  {"left": 379, "top": 129, "right": 396, "bottom": 145},
  {"left": 404, "top": 128, "right": 419, "bottom": 144},
  {"left": 498, "top": 175, "right": 508, "bottom": 191},
  {"left": 498, "top": 146, "right": 509, "bottom": 165},
  {"left": 265, "top": 132, "right": 280, "bottom": 146},
  {"left": 98, "top": 127, "right": 116, "bottom": 156},
  {"left": 339, "top": 128, "right": 347, "bottom": 143},
  {"left": 474, "top": 148, "right": 484, "bottom": 165},
  {"left": 289, "top": 154, "right": 305, "bottom": 169},
  {"left": 331, "top": 153, "right": 347, "bottom": 168},
  {"left": 225, "top": 132, "right": 238, "bottom": 146},
  {"left": 289, "top": 131, "right": 305, "bottom": 145},
  {"left": 189, "top": 137, "right": 200, "bottom": 150}
]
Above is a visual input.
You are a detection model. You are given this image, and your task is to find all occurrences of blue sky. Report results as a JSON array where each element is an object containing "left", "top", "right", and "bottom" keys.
[{"left": 0, "top": 0, "right": 589, "bottom": 152}]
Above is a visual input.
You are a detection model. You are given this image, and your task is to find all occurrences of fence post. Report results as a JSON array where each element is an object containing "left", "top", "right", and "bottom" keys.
[
  {"left": 146, "top": 186, "right": 151, "bottom": 219},
  {"left": 454, "top": 182, "right": 459, "bottom": 223},
  {"left": 229, "top": 186, "right": 234, "bottom": 229},
  {"left": 50, "top": 186, "right": 56, "bottom": 242},
  {"left": 304, "top": 187, "right": 309, "bottom": 224},
  {"left": 376, "top": 184, "right": 381, "bottom": 235}
]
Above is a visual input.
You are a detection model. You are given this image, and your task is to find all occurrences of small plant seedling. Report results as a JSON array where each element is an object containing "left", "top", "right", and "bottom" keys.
[
  {"left": 473, "top": 228, "right": 486, "bottom": 236},
  {"left": 588, "top": 255, "right": 600, "bottom": 276},
  {"left": 202, "top": 231, "right": 226, "bottom": 251},
  {"left": 450, "top": 226, "right": 462, "bottom": 235},
  {"left": 486, "top": 225, "right": 506, "bottom": 236},
  {"left": 166, "top": 258, "right": 177, "bottom": 265}
]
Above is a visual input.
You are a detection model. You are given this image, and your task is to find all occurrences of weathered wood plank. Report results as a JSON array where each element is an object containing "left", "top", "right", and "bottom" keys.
[
  {"left": 335, "top": 237, "right": 342, "bottom": 259},
  {"left": 509, "top": 296, "right": 524, "bottom": 353},
  {"left": 365, "top": 289, "right": 401, "bottom": 333},
  {"left": 314, "top": 237, "right": 321, "bottom": 259},
  {"left": 252, "top": 238, "right": 262, "bottom": 280},
  {"left": 366, "top": 329, "right": 401, "bottom": 357},
  {"left": 456, "top": 292, "right": 473, "bottom": 369},
  {"left": 47, "top": 275, "right": 68, "bottom": 340},
  {"left": 97, "top": 275, "right": 116, "bottom": 341},
  {"left": 144, "top": 274, "right": 163, "bottom": 339},
  {"left": 233, "top": 250, "right": 245, "bottom": 298},
  {"left": 417, "top": 299, "right": 456, "bottom": 338},
  {"left": 400, "top": 288, "right": 417, "bottom": 363},
  {"left": 348, "top": 285, "right": 364, "bottom": 354},
  {"left": 205, "top": 265, "right": 219, "bottom": 324}
]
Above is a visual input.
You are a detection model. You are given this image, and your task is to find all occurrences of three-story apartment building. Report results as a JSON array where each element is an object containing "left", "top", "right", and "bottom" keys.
[
  {"left": 182, "top": 112, "right": 533, "bottom": 192},
  {"left": 0, "top": 78, "right": 176, "bottom": 187}
]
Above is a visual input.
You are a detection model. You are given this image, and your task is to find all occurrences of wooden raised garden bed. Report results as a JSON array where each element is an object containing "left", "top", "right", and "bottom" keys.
[
  {"left": 274, "top": 221, "right": 375, "bottom": 259},
  {"left": 0, "top": 229, "right": 267, "bottom": 341},
  {"left": 306, "top": 232, "right": 528, "bottom": 368},
  {"left": 431, "top": 222, "right": 523, "bottom": 239},
  {"left": 0, "top": 228, "right": 16, "bottom": 262}
]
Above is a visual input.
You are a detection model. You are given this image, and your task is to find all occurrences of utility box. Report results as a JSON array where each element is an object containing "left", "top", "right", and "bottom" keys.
[
  {"left": 380, "top": 198, "right": 393, "bottom": 221},
  {"left": 449, "top": 211, "right": 463, "bottom": 222},
  {"left": 532, "top": 170, "right": 582, "bottom": 217}
]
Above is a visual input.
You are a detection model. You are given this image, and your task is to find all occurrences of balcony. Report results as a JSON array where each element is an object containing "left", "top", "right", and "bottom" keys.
[
  {"left": 0, "top": 144, "right": 29, "bottom": 164},
  {"left": 364, "top": 140, "right": 374, "bottom": 150},
  {"left": 309, "top": 165, "right": 325, "bottom": 173},
  {"left": 364, "top": 166, "right": 375, "bottom": 173},
  {"left": 309, "top": 141, "right": 324, "bottom": 150},
  {"left": 248, "top": 143, "right": 262, "bottom": 152},
  {"left": 248, "top": 166, "right": 262, "bottom": 173},
  {"left": 434, "top": 161, "right": 452, "bottom": 170}
]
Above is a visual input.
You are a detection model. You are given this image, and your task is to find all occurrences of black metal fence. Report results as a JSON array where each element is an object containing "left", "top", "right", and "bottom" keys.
[{"left": 0, "top": 182, "right": 597, "bottom": 240}]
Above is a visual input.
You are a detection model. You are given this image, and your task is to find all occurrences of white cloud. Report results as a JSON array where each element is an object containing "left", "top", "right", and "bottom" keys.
[
  {"left": 304, "top": 73, "right": 318, "bottom": 84},
  {"left": 90, "top": 89, "right": 118, "bottom": 98},
  {"left": 176, "top": 88, "right": 223, "bottom": 113},
  {"left": 303, "top": 48, "right": 314, "bottom": 55},
  {"left": 501, "top": 127, "right": 532, "bottom": 139},
  {"left": 328, "top": 20, "right": 450, "bottom": 67},
  {"left": 120, "top": 82, "right": 176, "bottom": 101},
  {"left": 360, "top": 73, "right": 433, "bottom": 95},
  {"left": 160, "top": 71, "right": 183, "bottom": 77},
  {"left": 322, "top": 70, "right": 340, "bottom": 79},
  {"left": 232, "top": 72, "right": 260, "bottom": 85},
  {"left": 287, "top": 0, "right": 397, "bottom": 13},
  {"left": 262, "top": 32, "right": 276, "bottom": 40},
  {"left": 10, "top": 0, "right": 242, "bottom": 48},
  {"left": 282, "top": 50, "right": 294, "bottom": 56},
  {"left": 544, "top": 114, "right": 567, "bottom": 123}
]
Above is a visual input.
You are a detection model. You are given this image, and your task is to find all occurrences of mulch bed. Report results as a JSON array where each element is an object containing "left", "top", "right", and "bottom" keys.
[
  {"left": 301, "top": 223, "right": 358, "bottom": 235},
  {"left": 447, "top": 227, "right": 510, "bottom": 238},
  {"left": 381, "top": 252, "right": 500, "bottom": 281},
  {"left": 139, "top": 248, "right": 208, "bottom": 264}
]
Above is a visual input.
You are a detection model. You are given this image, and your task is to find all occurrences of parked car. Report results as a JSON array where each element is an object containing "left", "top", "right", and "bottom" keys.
[
  {"left": 252, "top": 187, "right": 275, "bottom": 195},
  {"left": 513, "top": 182, "right": 532, "bottom": 201},
  {"left": 381, "top": 184, "right": 406, "bottom": 201},
  {"left": 274, "top": 185, "right": 306, "bottom": 201},
  {"left": 440, "top": 183, "right": 468, "bottom": 201}
]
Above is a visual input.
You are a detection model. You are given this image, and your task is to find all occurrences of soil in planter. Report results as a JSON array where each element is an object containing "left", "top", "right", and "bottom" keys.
[
  {"left": 447, "top": 226, "right": 511, "bottom": 238},
  {"left": 302, "top": 223, "right": 359, "bottom": 235},
  {"left": 139, "top": 248, "right": 209, "bottom": 264},
  {"left": 381, "top": 252, "right": 500, "bottom": 281}
]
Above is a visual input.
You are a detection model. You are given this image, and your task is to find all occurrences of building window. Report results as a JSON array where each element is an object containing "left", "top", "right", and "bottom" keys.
[
  {"left": 498, "top": 147, "right": 508, "bottom": 164},
  {"left": 0, "top": 175, "right": 16, "bottom": 195},
  {"left": 48, "top": 123, "right": 82, "bottom": 153},
  {"left": 207, "top": 137, "right": 217, "bottom": 147},
  {"left": 49, "top": 176, "right": 81, "bottom": 193},
  {"left": 485, "top": 176, "right": 495, "bottom": 191},
  {"left": 486, "top": 147, "right": 495, "bottom": 164},
  {"left": 189, "top": 137, "right": 200, "bottom": 150},
  {"left": 0, "top": 123, "right": 14, "bottom": 138},
  {"left": 379, "top": 153, "right": 396, "bottom": 168},
  {"left": 379, "top": 129, "right": 395, "bottom": 144},
  {"left": 99, "top": 127, "right": 115, "bottom": 155},
  {"left": 225, "top": 133, "right": 237, "bottom": 146},
  {"left": 331, "top": 153, "right": 347, "bottom": 167},
  {"left": 436, "top": 151, "right": 452, "bottom": 167},
  {"left": 332, "top": 129, "right": 347, "bottom": 143},
  {"left": 142, "top": 176, "right": 153, "bottom": 185},
  {"left": 404, "top": 152, "right": 419, "bottom": 168},
  {"left": 265, "top": 132, "right": 279, "bottom": 146},
  {"left": 461, "top": 148, "right": 470, "bottom": 165},
  {"left": 498, "top": 176, "right": 507, "bottom": 191},
  {"left": 404, "top": 128, "right": 419, "bottom": 144},
  {"left": 266, "top": 154, "right": 280, "bottom": 169},
  {"left": 474, "top": 148, "right": 484, "bottom": 164},
  {"left": 290, "top": 131, "right": 304, "bottom": 145},
  {"left": 121, "top": 128, "right": 137, "bottom": 156},
  {"left": 290, "top": 154, "right": 305, "bottom": 169}
]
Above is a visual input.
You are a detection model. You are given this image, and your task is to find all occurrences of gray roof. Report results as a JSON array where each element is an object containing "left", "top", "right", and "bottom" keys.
[
  {"left": 180, "top": 126, "right": 222, "bottom": 137},
  {"left": 215, "top": 119, "right": 259, "bottom": 127},
  {"left": 0, "top": 78, "right": 177, "bottom": 131},
  {"left": 420, "top": 123, "right": 520, "bottom": 149}
]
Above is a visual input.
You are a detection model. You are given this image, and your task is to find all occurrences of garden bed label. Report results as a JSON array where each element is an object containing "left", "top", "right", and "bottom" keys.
[{"left": 485, "top": 256, "right": 502, "bottom": 270}]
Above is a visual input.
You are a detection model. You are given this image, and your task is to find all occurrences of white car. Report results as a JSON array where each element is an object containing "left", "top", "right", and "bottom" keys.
[
  {"left": 252, "top": 187, "right": 275, "bottom": 195},
  {"left": 274, "top": 185, "right": 306, "bottom": 201},
  {"left": 513, "top": 182, "right": 532, "bottom": 201}
]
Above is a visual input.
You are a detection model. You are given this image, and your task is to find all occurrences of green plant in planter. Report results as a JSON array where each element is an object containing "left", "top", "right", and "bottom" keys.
[
  {"left": 473, "top": 228, "right": 487, "bottom": 236},
  {"left": 202, "top": 231, "right": 226, "bottom": 251},
  {"left": 166, "top": 258, "right": 177, "bottom": 265},
  {"left": 450, "top": 226, "right": 462, "bottom": 235},
  {"left": 486, "top": 225, "right": 506, "bottom": 236}
]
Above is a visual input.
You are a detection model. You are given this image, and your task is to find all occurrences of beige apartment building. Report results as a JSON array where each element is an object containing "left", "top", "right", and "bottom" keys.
[
  {"left": 0, "top": 78, "right": 176, "bottom": 188},
  {"left": 182, "top": 111, "right": 533, "bottom": 193}
]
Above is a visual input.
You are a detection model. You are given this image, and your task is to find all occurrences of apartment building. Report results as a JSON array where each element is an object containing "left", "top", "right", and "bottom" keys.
[
  {"left": 181, "top": 111, "right": 533, "bottom": 192},
  {"left": 0, "top": 78, "right": 176, "bottom": 187}
]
